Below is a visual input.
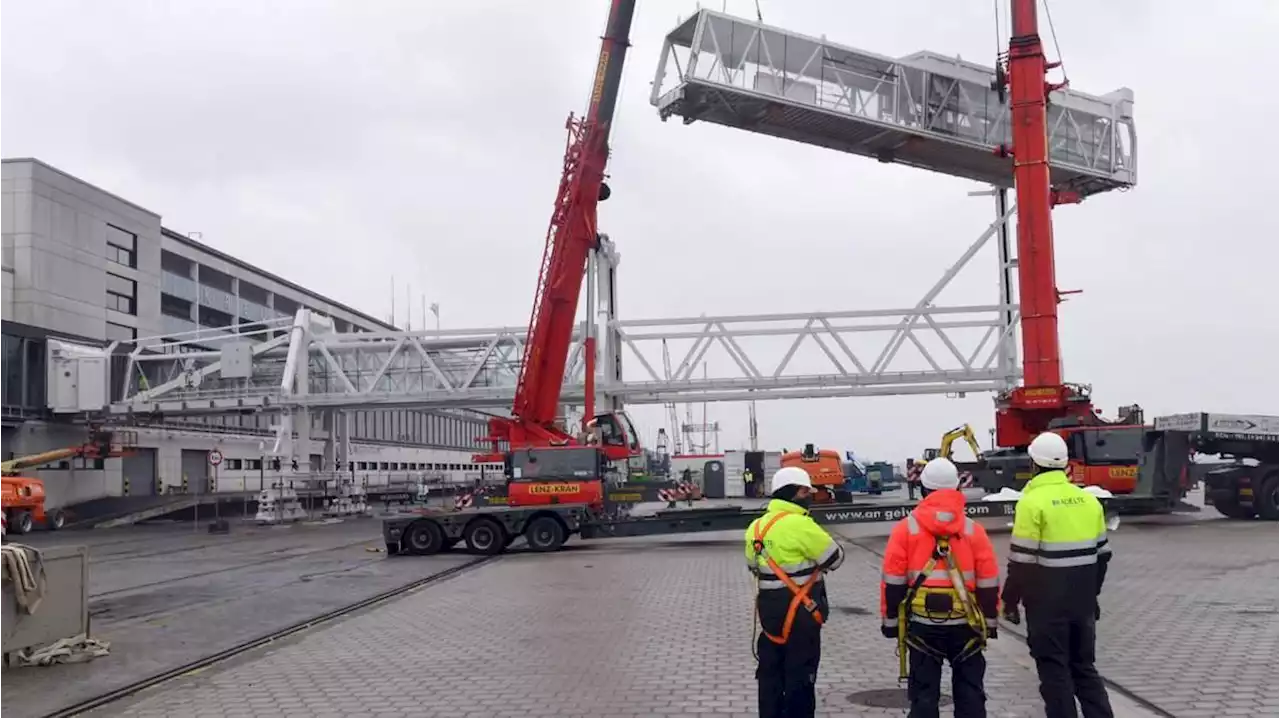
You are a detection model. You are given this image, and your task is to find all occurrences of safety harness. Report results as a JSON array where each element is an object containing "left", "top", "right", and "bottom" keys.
[
  {"left": 751, "top": 512, "right": 825, "bottom": 648},
  {"left": 896, "top": 535, "right": 988, "bottom": 682}
]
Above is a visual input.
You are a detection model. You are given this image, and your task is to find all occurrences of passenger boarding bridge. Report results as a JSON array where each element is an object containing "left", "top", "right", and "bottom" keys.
[{"left": 651, "top": 9, "right": 1136, "bottom": 197}]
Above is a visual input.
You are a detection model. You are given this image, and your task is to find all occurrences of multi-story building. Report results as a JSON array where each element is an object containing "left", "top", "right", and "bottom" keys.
[{"left": 2, "top": 157, "right": 492, "bottom": 508}]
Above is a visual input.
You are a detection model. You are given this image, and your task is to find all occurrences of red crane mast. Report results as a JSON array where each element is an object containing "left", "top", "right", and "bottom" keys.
[
  {"left": 994, "top": 0, "right": 1099, "bottom": 448},
  {"left": 480, "top": 0, "right": 640, "bottom": 463}
]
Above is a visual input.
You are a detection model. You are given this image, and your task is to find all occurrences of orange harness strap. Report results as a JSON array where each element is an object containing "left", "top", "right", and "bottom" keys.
[{"left": 752, "top": 513, "right": 825, "bottom": 645}]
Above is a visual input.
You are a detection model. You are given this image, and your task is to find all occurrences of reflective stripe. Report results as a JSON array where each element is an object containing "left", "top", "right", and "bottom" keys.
[
  {"left": 771, "top": 559, "right": 820, "bottom": 575},
  {"left": 963, "top": 518, "right": 975, "bottom": 536},
  {"left": 882, "top": 616, "right": 898, "bottom": 628},
  {"left": 1010, "top": 535, "right": 1040, "bottom": 549},
  {"left": 1009, "top": 551, "right": 1039, "bottom": 564},
  {"left": 1039, "top": 538, "right": 1100, "bottom": 551},
  {"left": 883, "top": 573, "right": 908, "bottom": 585},
  {"left": 816, "top": 540, "right": 843, "bottom": 569},
  {"left": 1097, "top": 542, "right": 1112, "bottom": 556},
  {"left": 976, "top": 577, "right": 999, "bottom": 588},
  {"left": 1039, "top": 553, "right": 1099, "bottom": 568},
  {"left": 909, "top": 615, "right": 970, "bottom": 626},
  {"left": 936, "top": 511, "right": 956, "bottom": 523},
  {"left": 758, "top": 572, "right": 822, "bottom": 588},
  {"left": 909, "top": 569, "right": 974, "bottom": 583},
  {"left": 906, "top": 514, "right": 920, "bottom": 535}
]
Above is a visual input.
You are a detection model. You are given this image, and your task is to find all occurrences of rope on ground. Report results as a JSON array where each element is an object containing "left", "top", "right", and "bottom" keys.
[
  {"left": 1, "top": 542, "right": 48, "bottom": 614},
  {"left": 12, "top": 634, "right": 112, "bottom": 667}
]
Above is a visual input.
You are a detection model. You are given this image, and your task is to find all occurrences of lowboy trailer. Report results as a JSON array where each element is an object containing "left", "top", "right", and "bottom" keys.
[
  {"left": 381, "top": 498, "right": 1020, "bottom": 556},
  {"left": 382, "top": 418, "right": 1273, "bottom": 556}
]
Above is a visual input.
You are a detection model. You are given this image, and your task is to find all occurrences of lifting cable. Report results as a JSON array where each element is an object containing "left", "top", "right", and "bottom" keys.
[{"left": 1040, "top": 0, "right": 1069, "bottom": 86}]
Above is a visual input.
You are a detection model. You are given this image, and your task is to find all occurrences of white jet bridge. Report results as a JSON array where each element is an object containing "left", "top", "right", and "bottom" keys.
[
  {"left": 650, "top": 9, "right": 1136, "bottom": 197},
  {"left": 107, "top": 206, "right": 1023, "bottom": 417}
]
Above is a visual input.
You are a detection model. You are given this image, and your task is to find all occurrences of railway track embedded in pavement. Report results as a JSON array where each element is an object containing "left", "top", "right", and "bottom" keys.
[{"left": 45, "top": 555, "right": 501, "bottom": 718}]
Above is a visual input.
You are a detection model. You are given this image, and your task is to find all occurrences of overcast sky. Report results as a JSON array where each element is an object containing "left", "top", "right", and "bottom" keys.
[{"left": 3, "top": 0, "right": 1277, "bottom": 462}]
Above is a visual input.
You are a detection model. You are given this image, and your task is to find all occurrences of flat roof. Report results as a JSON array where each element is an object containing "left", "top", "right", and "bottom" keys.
[
  {"left": 161, "top": 228, "right": 398, "bottom": 331},
  {"left": 2, "top": 156, "right": 398, "bottom": 333}
]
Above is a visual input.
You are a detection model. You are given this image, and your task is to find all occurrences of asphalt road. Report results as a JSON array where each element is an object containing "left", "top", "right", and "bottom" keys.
[{"left": 2, "top": 518, "right": 474, "bottom": 718}]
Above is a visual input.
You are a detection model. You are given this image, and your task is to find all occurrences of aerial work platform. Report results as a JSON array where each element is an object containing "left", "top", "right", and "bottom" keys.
[{"left": 651, "top": 9, "right": 1137, "bottom": 198}]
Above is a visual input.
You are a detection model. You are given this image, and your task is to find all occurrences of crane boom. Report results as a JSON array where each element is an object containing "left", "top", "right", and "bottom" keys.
[
  {"left": 482, "top": 0, "right": 638, "bottom": 460},
  {"left": 994, "top": 0, "right": 1100, "bottom": 448}
]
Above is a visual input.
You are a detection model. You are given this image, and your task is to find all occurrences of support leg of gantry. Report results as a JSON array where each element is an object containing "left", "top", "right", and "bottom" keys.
[
  {"left": 596, "top": 234, "right": 625, "bottom": 415},
  {"left": 993, "top": 187, "right": 1019, "bottom": 391}
]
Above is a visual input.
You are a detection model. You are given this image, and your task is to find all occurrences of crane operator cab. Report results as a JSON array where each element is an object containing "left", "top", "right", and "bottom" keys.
[{"left": 583, "top": 411, "right": 642, "bottom": 462}]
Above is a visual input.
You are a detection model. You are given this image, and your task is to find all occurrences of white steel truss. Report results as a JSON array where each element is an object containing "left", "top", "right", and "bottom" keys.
[
  {"left": 650, "top": 9, "right": 1137, "bottom": 198},
  {"left": 108, "top": 198, "right": 1020, "bottom": 420}
]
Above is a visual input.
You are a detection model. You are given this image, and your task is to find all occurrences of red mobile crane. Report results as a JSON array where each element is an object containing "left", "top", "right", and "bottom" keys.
[
  {"left": 993, "top": 0, "right": 1110, "bottom": 448},
  {"left": 476, "top": 0, "right": 642, "bottom": 506},
  {"left": 478, "top": 0, "right": 1106, "bottom": 505}
]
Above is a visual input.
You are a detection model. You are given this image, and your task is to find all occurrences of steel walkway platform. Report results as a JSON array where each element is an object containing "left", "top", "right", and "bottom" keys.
[{"left": 651, "top": 9, "right": 1137, "bottom": 198}]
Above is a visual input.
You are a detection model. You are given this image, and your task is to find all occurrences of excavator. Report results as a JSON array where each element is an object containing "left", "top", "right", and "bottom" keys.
[
  {"left": 922, "top": 424, "right": 984, "bottom": 463},
  {"left": 1, "top": 429, "right": 134, "bottom": 534}
]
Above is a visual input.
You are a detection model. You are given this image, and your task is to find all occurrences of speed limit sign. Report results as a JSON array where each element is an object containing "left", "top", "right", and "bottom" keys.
[{"left": 208, "top": 449, "right": 224, "bottom": 466}]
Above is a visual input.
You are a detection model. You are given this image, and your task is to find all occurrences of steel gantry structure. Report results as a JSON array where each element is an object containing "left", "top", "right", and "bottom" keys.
[{"left": 88, "top": 6, "right": 1137, "bottom": 465}]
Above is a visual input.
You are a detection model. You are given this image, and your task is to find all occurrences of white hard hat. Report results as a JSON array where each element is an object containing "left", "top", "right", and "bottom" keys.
[
  {"left": 770, "top": 466, "right": 812, "bottom": 493},
  {"left": 1028, "top": 431, "right": 1069, "bottom": 469},
  {"left": 920, "top": 458, "right": 960, "bottom": 491}
]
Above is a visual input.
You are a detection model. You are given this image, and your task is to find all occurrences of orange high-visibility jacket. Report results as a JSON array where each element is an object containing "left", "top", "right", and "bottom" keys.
[{"left": 879, "top": 489, "right": 1000, "bottom": 629}]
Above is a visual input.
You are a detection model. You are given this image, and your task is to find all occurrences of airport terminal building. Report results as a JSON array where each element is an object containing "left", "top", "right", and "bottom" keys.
[{"left": 1, "top": 158, "right": 490, "bottom": 508}]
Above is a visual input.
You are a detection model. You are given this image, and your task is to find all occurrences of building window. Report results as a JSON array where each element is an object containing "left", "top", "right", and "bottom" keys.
[
  {"left": 105, "top": 322, "right": 137, "bottom": 342},
  {"left": 106, "top": 225, "right": 137, "bottom": 269},
  {"left": 106, "top": 272, "right": 137, "bottom": 315}
]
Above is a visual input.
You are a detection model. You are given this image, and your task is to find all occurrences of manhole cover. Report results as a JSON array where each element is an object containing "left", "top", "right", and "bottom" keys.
[
  {"left": 847, "top": 689, "right": 952, "bottom": 708},
  {"left": 834, "top": 606, "right": 870, "bottom": 616}
]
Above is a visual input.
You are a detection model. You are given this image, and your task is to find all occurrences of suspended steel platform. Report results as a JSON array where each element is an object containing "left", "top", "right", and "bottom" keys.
[{"left": 651, "top": 9, "right": 1137, "bottom": 198}]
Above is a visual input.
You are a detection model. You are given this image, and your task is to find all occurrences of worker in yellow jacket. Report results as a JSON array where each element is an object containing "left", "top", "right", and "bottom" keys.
[
  {"left": 744, "top": 466, "right": 845, "bottom": 718},
  {"left": 1002, "top": 432, "right": 1114, "bottom": 718}
]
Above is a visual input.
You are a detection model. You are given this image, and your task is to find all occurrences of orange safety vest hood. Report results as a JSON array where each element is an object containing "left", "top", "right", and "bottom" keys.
[{"left": 879, "top": 488, "right": 1000, "bottom": 627}]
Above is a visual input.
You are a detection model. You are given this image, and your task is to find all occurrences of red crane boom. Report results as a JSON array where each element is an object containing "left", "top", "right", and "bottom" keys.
[
  {"left": 994, "top": 0, "right": 1100, "bottom": 448},
  {"left": 480, "top": 0, "right": 640, "bottom": 463}
]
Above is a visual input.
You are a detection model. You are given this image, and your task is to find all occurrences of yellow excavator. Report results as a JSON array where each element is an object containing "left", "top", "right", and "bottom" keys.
[{"left": 922, "top": 424, "right": 984, "bottom": 463}]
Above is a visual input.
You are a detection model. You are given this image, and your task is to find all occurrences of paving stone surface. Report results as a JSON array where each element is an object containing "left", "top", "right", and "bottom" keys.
[{"left": 96, "top": 520, "right": 1217, "bottom": 718}]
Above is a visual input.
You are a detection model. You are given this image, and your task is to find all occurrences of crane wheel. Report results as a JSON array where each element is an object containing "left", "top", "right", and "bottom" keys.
[
  {"left": 525, "top": 515, "right": 567, "bottom": 552},
  {"left": 463, "top": 518, "right": 506, "bottom": 555},
  {"left": 48, "top": 510, "right": 66, "bottom": 531},
  {"left": 1257, "top": 473, "right": 1279, "bottom": 522},
  {"left": 404, "top": 519, "right": 445, "bottom": 556}
]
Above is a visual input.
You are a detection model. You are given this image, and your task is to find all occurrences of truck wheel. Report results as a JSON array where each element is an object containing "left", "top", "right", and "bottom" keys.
[
  {"left": 525, "top": 516, "right": 566, "bottom": 552},
  {"left": 404, "top": 520, "right": 445, "bottom": 555},
  {"left": 47, "top": 510, "right": 66, "bottom": 531},
  {"left": 463, "top": 518, "right": 506, "bottom": 555},
  {"left": 1257, "top": 473, "right": 1279, "bottom": 521},
  {"left": 12, "top": 511, "right": 33, "bottom": 535}
]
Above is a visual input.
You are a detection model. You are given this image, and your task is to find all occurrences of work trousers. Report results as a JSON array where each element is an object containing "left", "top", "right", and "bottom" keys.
[
  {"left": 756, "top": 621, "right": 821, "bottom": 718},
  {"left": 1025, "top": 610, "right": 1114, "bottom": 718},
  {"left": 906, "top": 623, "right": 987, "bottom": 718}
]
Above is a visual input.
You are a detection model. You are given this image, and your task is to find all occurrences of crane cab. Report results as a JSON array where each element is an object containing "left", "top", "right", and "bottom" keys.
[{"left": 584, "top": 411, "right": 642, "bottom": 462}]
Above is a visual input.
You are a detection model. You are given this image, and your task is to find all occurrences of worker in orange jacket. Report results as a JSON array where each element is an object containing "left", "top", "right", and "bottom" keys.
[{"left": 880, "top": 458, "right": 1000, "bottom": 718}]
